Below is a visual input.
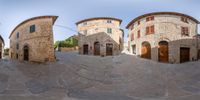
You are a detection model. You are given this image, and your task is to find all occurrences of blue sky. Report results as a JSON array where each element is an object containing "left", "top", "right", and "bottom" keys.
[{"left": 0, "top": 0, "right": 200, "bottom": 48}]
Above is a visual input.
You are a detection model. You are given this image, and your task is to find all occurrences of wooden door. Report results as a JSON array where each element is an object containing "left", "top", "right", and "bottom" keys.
[
  {"left": 141, "top": 42, "right": 151, "bottom": 59},
  {"left": 106, "top": 43, "right": 113, "bottom": 56},
  {"left": 180, "top": 47, "right": 190, "bottom": 63},
  {"left": 83, "top": 44, "right": 89, "bottom": 55},
  {"left": 158, "top": 41, "right": 169, "bottom": 63},
  {"left": 24, "top": 46, "right": 29, "bottom": 61},
  {"left": 94, "top": 42, "right": 100, "bottom": 55}
]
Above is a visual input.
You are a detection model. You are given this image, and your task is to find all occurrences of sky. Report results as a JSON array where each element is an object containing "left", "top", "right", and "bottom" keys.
[{"left": 0, "top": 0, "right": 200, "bottom": 48}]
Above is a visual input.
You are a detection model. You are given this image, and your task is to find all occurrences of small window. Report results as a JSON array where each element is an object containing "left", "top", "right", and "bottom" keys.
[
  {"left": 138, "top": 21, "right": 140, "bottom": 25},
  {"left": 30, "top": 25, "right": 35, "bottom": 33},
  {"left": 130, "top": 24, "right": 134, "bottom": 30},
  {"left": 137, "top": 30, "right": 140, "bottom": 38},
  {"left": 107, "top": 28, "right": 112, "bottom": 33},
  {"left": 131, "top": 33, "right": 134, "bottom": 41},
  {"left": 83, "top": 22, "right": 87, "bottom": 25},
  {"left": 107, "top": 20, "right": 112, "bottom": 23},
  {"left": 83, "top": 30, "right": 87, "bottom": 35},
  {"left": 181, "top": 17, "right": 188, "bottom": 23},
  {"left": 17, "top": 32, "right": 19, "bottom": 39},
  {"left": 16, "top": 43, "right": 19, "bottom": 50},
  {"left": 146, "top": 25, "right": 155, "bottom": 35},
  {"left": 146, "top": 16, "right": 154, "bottom": 22},
  {"left": 181, "top": 27, "right": 189, "bottom": 36}
]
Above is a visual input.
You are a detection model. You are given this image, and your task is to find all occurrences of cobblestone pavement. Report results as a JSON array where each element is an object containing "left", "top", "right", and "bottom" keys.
[{"left": 0, "top": 52, "right": 200, "bottom": 100}]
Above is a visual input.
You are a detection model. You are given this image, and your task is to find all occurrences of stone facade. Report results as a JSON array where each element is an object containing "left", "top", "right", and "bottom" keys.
[
  {"left": 9, "top": 16, "right": 58, "bottom": 62},
  {"left": 77, "top": 17, "right": 124, "bottom": 56},
  {"left": 0, "top": 35, "right": 4, "bottom": 59},
  {"left": 127, "top": 12, "right": 200, "bottom": 63}
]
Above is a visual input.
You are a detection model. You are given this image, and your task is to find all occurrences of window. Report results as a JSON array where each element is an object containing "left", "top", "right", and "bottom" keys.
[
  {"left": 83, "top": 30, "right": 87, "bottom": 35},
  {"left": 107, "top": 28, "right": 112, "bottom": 33},
  {"left": 83, "top": 22, "right": 87, "bottom": 25},
  {"left": 107, "top": 20, "right": 112, "bottom": 23},
  {"left": 146, "top": 25, "right": 155, "bottom": 35},
  {"left": 130, "top": 24, "right": 134, "bottom": 30},
  {"left": 16, "top": 43, "right": 19, "bottom": 50},
  {"left": 146, "top": 16, "right": 154, "bottom": 22},
  {"left": 137, "top": 30, "right": 140, "bottom": 38},
  {"left": 138, "top": 21, "right": 140, "bottom": 25},
  {"left": 17, "top": 32, "right": 19, "bottom": 39},
  {"left": 131, "top": 33, "right": 134, "bottom": 41},
  {"left": 181, "top": 17, "right": 188, "bottom": 23},
  {"left": 181, "top": 27, "right": 189, "bottom": 36},
  {"left": 30, "top": 25, "right": 35, "bottom": 33}
]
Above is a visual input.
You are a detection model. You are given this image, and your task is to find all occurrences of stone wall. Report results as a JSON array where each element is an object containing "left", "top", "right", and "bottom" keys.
[
  {"left": 59, "top": 46, "right": 78, "bottom": 52},
  {"left": 9, "top": 16, "right": 57, "bottom": 62}
]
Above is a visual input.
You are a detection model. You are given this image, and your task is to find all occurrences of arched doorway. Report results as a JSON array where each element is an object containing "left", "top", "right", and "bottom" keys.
[
  {"left": 24, "top": 45, "right": 29, "bottom": 61},
  {"left": 141, "top": 42, "right": 151, "bottom": 59},
  {"left": 158, "top": 41, "right": 169, "bottom": 63},
  {"left": 106, "top": 43, "right": 113, "bottom": 56},
  {"left": 94, "top": 42, "right": 100, "bottom": 55},
  {"left": 83, "top": 44, "right": 89, "bottom": 55}
]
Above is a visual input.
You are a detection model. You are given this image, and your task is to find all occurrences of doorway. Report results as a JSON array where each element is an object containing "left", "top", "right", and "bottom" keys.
[
  {"left": 83, "top": 44, "right": 89, "bottom": 55},
  {"left": 141, "top": 42, "right": 151, "bottom": 59},
  {"left": 180, "top": 47, "right": 190, "bottom": 63},
  {"left": 94, "top": 42, "right": 100, "bottom": 55},
  {"left": 106, "top": 43, "right": 113, "bottom": 56},
  {"left": 158, "top": 41, "right": 169, "bottom": 63},
  {"left": 24, "top": 45, "right": 29, "bottom": 61}
]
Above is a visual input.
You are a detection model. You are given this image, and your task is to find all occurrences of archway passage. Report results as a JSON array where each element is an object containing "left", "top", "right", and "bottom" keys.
[
  {"left": 141, "top": 42, "right": 151, "bottom": 59},
  {"left": 158, "top": 41, "right": 169, "bottom": 63},
  {"left": 94, "top": 42, "right": 100, "bottom": 55},
  {"left": 106, "top": 43, "right": 113, "bottom": 56},
  {"left": 83, "top": 44, "right": 89, "bottom": 55},
  {"left": 180, "top": 47, "right": 190, "bottom": 63},
  {"left": 24, "top": 45, "right": 29, "bottom": 61}
]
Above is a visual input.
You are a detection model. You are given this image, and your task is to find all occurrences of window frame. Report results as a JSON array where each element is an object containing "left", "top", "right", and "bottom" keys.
[
  {"left": 107, "top": 28, "right": 112, "bottom": 34},
  {"left": 181, "top": 27, "right": 189, "bottom": 36},
  {"left": 30, "top": 25, "right": 36, "bottom": 33}
]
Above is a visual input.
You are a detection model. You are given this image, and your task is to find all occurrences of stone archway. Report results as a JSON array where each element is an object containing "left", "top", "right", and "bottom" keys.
[
  {"left": 158, "top": 41, "right": 169, "bottom": 63},
  {"left": 141, "top": 41, "right": 151, "bottom": 59},
  {"left": 94, "top": 41, "right": 100, "bottom": 55},
  {"left": 23, "top": 45, "right": 29, "bottom": 61}
]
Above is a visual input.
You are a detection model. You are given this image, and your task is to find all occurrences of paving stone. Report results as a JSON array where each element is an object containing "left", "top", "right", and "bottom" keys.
[
  {"left": 25, "top": 80, "right": 49, "bottom": 94},
  {"left": 0, "top": 73, "right": 9, "bottom": 93}
]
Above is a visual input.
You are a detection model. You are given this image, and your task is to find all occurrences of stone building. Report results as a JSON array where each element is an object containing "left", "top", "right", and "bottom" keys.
[
  {"left": 76, "top": 17, "right": 124, "bottom": 56},
  {"left": 0, "top": 35, "right": 4, "bottom": 59},
  {"left": 126, "top": 12, "right": 200, "bottom": 63},
  {"left": 9, "top": 16, "right": 58, "bottom": 62}
]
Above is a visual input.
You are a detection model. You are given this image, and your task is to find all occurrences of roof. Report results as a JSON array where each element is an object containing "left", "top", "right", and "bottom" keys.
[
  {"left": 76, "top": 17, "right": 122, "bottom": 25},
  {"left": 0, "top": 35, "right": 4, "bottom": 45},
  {"left": 9, "top": 15, "right": 58, "bottom": 38},
  {"left": 126, "top": 12, "right": 200, "bottom": 29}
]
